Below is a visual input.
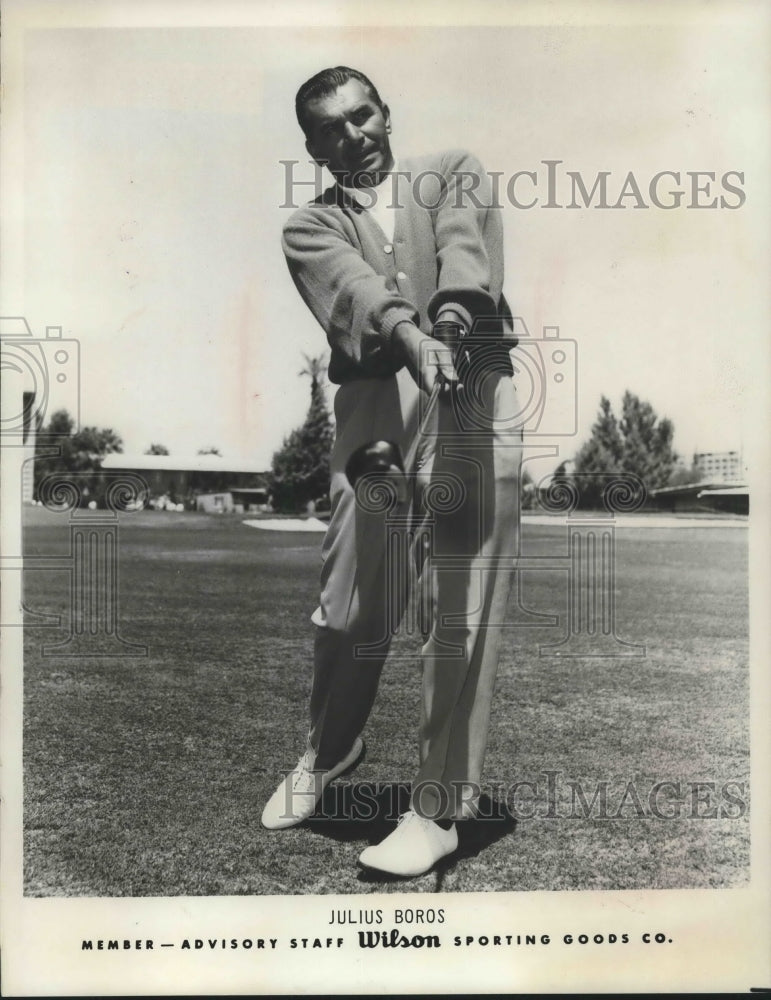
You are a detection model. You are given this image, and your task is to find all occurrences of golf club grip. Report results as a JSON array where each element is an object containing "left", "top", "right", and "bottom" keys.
[{"left": 402, "top": 379, "right": 443, "bottom": 474}]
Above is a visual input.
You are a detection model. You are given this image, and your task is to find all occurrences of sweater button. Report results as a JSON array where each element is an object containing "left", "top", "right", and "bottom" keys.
[
  {"left": 397, "top": 271, "right": 407, "bottom": 280},
  {"left": 383, "top": 244, "right": 393, "bottom": 254}
]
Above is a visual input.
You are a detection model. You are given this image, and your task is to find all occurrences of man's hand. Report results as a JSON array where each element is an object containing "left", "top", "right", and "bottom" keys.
[
  {"left": 392, "top": 321, "right": 460, "bottom": 395},
  {"left": 432, "top": 313, "right": 469, "bottom": 369}
]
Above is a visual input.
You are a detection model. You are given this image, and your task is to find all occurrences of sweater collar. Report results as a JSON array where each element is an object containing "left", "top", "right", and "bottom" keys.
[{"left": 331, "top": 158, "right": 400, "bottom": 211}]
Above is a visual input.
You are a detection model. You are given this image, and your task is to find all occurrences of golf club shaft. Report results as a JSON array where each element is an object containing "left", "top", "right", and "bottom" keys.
[{"left": 401, "top": 378, "right": 443, "bottom": 475}]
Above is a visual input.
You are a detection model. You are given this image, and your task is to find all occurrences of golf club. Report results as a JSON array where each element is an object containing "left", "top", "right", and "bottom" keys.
[{"left": 344, "top": 377, "right": 444, "bottom": 490}]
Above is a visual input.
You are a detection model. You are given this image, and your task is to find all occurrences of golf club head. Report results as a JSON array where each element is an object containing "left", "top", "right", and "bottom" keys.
[{"left": 345, "top": 439, "right": 405, "bottom": 488}]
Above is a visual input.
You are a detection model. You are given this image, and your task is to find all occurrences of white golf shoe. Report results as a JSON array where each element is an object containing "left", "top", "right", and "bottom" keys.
[
  {"left": 358, "top": 809, "right": 458, "bottom": 876},
  {"left": 261, "top": 737, "right": 365, "bottom": 830}
]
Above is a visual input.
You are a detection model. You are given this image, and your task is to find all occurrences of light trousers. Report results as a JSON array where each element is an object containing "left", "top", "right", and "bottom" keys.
[{"left": 308, "top": 365, "right": 522, "bottom": 820}]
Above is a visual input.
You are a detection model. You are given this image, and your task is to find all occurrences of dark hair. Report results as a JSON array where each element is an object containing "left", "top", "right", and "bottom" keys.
[{"left": 295, "top": 66, "right": 385, "bottom": 137}]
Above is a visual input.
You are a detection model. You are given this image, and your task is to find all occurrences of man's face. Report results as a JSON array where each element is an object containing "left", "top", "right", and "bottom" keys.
[{"left": 303, "top": 79, "right": 393, "bottom": 188}]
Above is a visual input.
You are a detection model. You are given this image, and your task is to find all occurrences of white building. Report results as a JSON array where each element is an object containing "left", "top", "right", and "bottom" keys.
[{"left": 692, "top": 450, "right": 745, "bottom": 484}]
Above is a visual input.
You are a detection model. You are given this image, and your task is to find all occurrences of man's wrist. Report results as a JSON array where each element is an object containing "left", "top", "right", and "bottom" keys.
[
  {"left": 392, "top": 320, "right": 425, "bottom": 361},
  {"left": 436, "top": 301, "right": 472, "bottom": 328},
  {"left": 435, "top": 306, "right": 468, "bottom": 332}
]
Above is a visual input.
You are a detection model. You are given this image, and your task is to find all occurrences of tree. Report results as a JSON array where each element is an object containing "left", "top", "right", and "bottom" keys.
[
  {"left": 268, "top": 353, "right": 335, "bottom": 513},
  {"left": 668, "top": 461, "right": 703, "bottom": 487},
  {"left": 33, "top": 409, "right": 124, "bottom": 505},
  {"left": 145, "top": 443, "right": 170, "bottom": 455},
  {"left": 570, "top": 395, "right": 624, "bottom": 507},
  {"left": 618, "top": 390, "right": 676, "bottom": 491},
  {"left": 197, "top": 446, "right": 222, "bottom": 456},
  {"left": 567, "top": 392, "right": 677, "bottom": 508},
  {"left": 520, "top": 466, "right": 538, "bottom": 510}
]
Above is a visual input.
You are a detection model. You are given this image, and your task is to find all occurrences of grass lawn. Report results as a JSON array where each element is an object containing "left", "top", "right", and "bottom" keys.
[{"left": 21, "top": 508, "right": 749, "bottom": 896}]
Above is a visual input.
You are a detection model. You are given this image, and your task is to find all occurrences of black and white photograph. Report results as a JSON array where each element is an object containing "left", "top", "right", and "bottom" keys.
[{"left": 1, "top": 0, "right": 769, "bottom": 994}]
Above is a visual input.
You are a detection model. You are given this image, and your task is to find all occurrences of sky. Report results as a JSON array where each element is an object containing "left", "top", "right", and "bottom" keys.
[{"left": 7, "top": 13, "right": 770, "bottom": 484}]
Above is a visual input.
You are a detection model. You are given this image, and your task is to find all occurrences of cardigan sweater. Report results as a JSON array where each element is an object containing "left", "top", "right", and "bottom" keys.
[{"left": 282, "top": 149, "right": 515, "bottom": 385}]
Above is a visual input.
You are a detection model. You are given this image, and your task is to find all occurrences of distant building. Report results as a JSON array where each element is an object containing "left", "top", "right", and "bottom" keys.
[
  {"left": 196, "top": 492, "right": 236, "bottom": 514},
  {"left": 692, "top": 450, "right": 744, "bottom": 484},
  {"left": 100, "top": 453, "right": 270, "bottom": 511},
  {"left": 542, "top": 448, "right": 749, "bottom": 516},
  {"left": 696, "top": 485, "right": 748, "bottom": 515},
  {"left": 649, "top": 482, "right": 748, "bottom": 515},
  {"left": 650, "top": 446, "right": 748, "bottom": 514}
]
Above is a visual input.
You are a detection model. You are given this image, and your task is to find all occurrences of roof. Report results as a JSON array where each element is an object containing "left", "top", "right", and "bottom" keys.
[
  {"left": 650, "top": 480, "right": 747, "bottom": 498},
  {"left": 101, "top": 453, "right": 268, "bottom": 475},
  {"left": 697, "top": 486, "right": 749, "bottom": 498}
]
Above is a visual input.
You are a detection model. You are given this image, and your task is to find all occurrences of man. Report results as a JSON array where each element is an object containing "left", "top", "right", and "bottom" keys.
[{"left": 262, "top": 66, "right": 522, "bottom": 877}]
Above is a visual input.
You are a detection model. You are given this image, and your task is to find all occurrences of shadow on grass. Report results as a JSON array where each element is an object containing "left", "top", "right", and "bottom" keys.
[
  {"left": 305, "top": 782, "right": 516, "bottom": 887},
  {"left": 305, "top": 781, "right": 412, "bottom": 842}
]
